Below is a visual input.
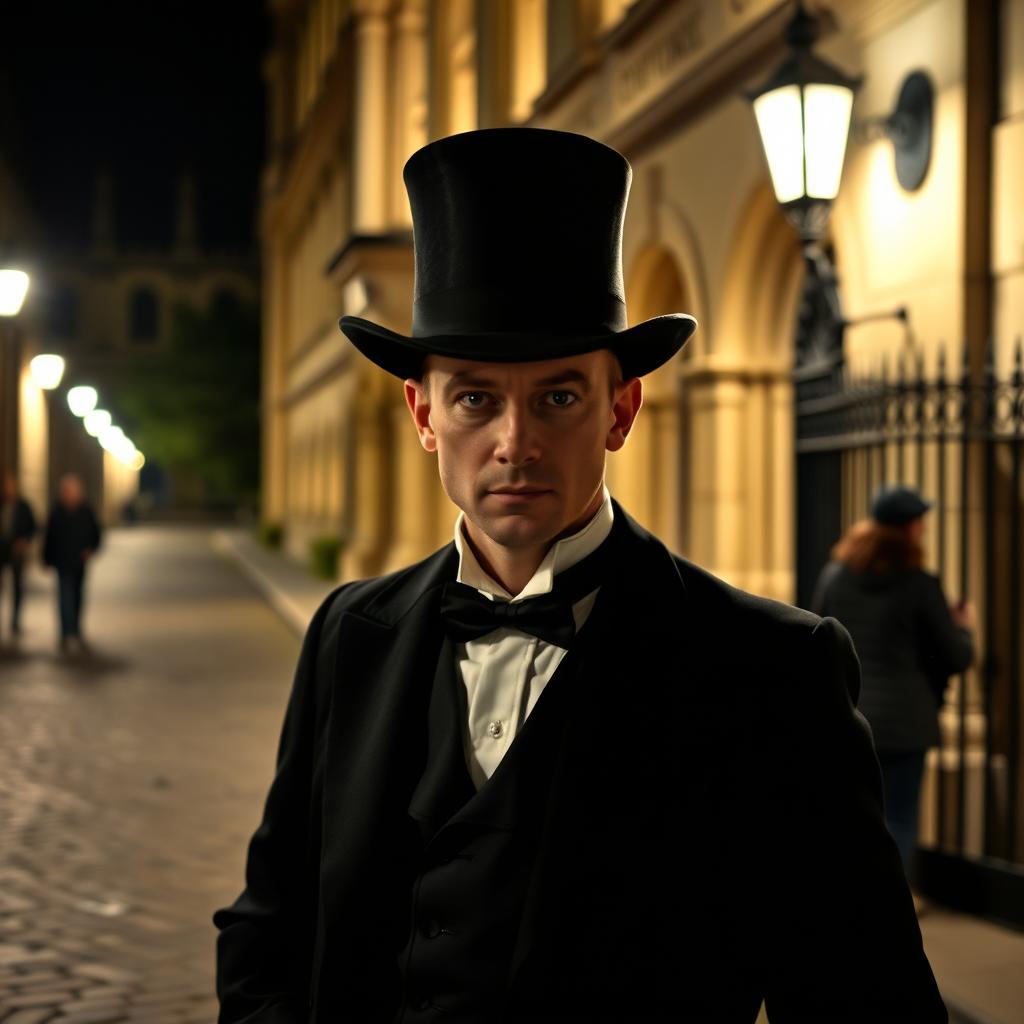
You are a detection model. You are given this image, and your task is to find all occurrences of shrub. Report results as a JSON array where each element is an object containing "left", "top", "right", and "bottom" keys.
[
  {"left": 309, "top": 535, "right": 344, "bottom": 580},
  {"left": 258, "top": 521, "right": 284, "bottom": 549}
]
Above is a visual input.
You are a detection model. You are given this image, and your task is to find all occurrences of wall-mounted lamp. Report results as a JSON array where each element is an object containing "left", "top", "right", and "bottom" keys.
[
  {"left": 747, "top": 3, "right": 862, "bottom": 242},
  {"left": 855, "top": 70, "right": 934, "bottom": 192}
]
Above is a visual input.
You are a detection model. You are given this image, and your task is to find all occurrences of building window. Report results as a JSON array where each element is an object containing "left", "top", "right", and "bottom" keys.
[
  {"left": 49, "top": 286, "right": 79, "bottom": 338},
  {"left": 130, "top": 288, "right": 159, "bottom": 343}
]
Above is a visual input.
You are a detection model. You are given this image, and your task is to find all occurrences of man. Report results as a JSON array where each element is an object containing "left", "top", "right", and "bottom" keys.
[
  {"left": 0, "top": 472, "right": 37, "bottom": 640},
  {"left": 43, "top": 473, "right": 101, "bottom": 653},
  {"left": 214, "top": 128, "right": 947, "bottom": 1021}
]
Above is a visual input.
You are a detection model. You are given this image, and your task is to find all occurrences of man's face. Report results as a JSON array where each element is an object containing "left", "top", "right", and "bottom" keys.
[
  {"left": 2, "top": 475, "right": 16, "bottom": 500},
  {"left": 405, "top": 349, "right": 641, "bottom": 554}
]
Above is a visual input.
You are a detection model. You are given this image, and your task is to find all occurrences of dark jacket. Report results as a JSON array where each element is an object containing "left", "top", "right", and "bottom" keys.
[
  {"left": 0, "top": 496, "right": 37, "bottom": 563},
  {"left": 810, "top": 561, "right": 974, "bottom": 751},
  {"left": 43, "top": 501, "right": 102, "bottom": 573},
  {"left": 213, "top": 499, "right": 946, "bottom": 1023}
]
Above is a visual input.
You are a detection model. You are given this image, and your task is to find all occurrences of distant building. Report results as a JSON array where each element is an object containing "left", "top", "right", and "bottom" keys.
[{"left": 37, "top": 168, "right": 259, "bottom": 514}]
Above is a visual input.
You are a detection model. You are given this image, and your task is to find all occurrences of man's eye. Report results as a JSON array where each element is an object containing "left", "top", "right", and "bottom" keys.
[
  {"left": 546, "top": 391, "right": 578, "bottom": 407},
  {"left": 456, "top": 392, "right": 488, "bottom": 408}
]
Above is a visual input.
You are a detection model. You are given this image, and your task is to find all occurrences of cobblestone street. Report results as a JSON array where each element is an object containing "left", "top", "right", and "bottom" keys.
[{"left": 0, "top": 526, "right": 302, "bottom": 1023}]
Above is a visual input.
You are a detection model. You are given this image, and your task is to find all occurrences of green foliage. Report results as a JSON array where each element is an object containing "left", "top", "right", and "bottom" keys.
[
  {"left": 110, "top": 297, "right": 261, "bottom": 508},
  {"left": 258, "top": 521, "right": 284, "bottom": 550},
  {"left": 309, "top": 535, "right": 344, "bottom": 580}
]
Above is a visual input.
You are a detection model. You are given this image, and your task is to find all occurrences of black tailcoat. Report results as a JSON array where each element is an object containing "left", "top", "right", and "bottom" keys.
[{"left": 214, "top": 498, "right": 947, "bottom": 1022}]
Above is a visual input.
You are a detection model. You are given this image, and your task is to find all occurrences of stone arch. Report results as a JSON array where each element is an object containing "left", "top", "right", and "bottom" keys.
[
  {"left": 689, "top": 181, "right": 804, "bottom": 601},
  {"left": 614, "top": 242, "right": 691, "bottom": 553}
]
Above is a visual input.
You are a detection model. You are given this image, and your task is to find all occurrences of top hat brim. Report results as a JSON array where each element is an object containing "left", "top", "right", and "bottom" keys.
[{"left": 338, "top": 313, "right": 698, "bottom": 381}]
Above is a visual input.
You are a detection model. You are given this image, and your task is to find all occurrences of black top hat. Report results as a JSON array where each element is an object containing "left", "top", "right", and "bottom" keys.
[
  {"left": 870, "top": 484, "right": 933, "bottom": 525},
  {"left": 338, "top": 127, "right": 697, "bottom": 380}
]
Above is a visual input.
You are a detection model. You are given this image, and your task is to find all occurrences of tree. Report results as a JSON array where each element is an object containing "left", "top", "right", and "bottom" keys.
[{"left": 112, "top": 296, "right": 260, "bottom": 510}]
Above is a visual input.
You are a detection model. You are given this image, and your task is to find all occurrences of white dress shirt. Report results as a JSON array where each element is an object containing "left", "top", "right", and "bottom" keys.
[{"left": 452, "top": 484, "right": 614, "bottom": 789}]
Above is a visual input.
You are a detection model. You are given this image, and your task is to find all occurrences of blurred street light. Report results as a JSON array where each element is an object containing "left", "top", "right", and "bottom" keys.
[
  {"left": 0, "top": 269, "right": 30, "bottom": 316},
  {"left": 29, "top": 353, "right": 66, "bottom": 390},
  {"left": 67, "top": 385, "right": 99, "bottom": 417},
  {"left": 99, "top": 424, "right": 127, "bottom": 453},
  {"left": 84, "top": 409, "right": 112, "bottom": 436}
]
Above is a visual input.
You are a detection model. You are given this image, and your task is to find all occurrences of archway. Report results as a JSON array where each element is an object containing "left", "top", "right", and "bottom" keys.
[
  {"left": 687, "top": 183, "right": 803, "bottom": 601},
  {"left": 617, "top": 244, "right": 690, "bottom": 553}
]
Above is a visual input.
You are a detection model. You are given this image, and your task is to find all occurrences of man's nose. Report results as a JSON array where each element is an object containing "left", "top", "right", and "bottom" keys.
[{"left": 493, "top": 405, "right": 540, "bottom": 466}]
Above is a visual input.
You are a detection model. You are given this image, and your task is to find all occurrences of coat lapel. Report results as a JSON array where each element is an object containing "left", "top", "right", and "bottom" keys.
[{"left": 314, "top": 542, "right": 458, "bottom": 1001}]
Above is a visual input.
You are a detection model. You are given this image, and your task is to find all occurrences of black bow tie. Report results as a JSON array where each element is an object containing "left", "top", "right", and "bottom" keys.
[{"left": 440, "top": 532, "right": 616, "bottom": 648}]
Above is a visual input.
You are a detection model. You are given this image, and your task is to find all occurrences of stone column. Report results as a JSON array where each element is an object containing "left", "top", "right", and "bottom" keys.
[
  {"left": 688, "top": 373, "right": 749, "bottom": 588},
  {"left": 342, "top": 370, "right": 393, "bottom": 580},
  {"left": 352, "top": 0, "right": 391, "bottom": 234},
  {"left": 385, "top": 398, "right": 441, "bottom": 572},
  {"left": 391, "top": 0, "right": 428, "bottom": 227}
]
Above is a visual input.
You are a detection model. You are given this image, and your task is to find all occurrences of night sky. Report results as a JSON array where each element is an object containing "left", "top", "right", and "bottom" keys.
[{"left": 2, "top": 4, "right": 267, "bottom": 254}]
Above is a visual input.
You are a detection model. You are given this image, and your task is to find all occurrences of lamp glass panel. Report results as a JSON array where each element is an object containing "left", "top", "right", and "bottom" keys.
[
  {"left": 0, "top": 270, "right": 30, "bottom": 316},
  {"left": 803, "top": 83, "right": 854, "bottom": 200},
  {"left": 753, "top": 84, "right": 805, "bottom": 204}
]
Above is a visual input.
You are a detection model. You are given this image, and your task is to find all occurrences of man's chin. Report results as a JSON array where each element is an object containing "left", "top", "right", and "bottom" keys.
[{"left": 469, "top": 507, "right": 557, "bottom": 547}]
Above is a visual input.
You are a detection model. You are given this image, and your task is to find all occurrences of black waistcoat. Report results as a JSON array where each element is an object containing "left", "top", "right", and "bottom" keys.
[{"left": 392, "top": 587, "right": 609, "bottom": 1023}]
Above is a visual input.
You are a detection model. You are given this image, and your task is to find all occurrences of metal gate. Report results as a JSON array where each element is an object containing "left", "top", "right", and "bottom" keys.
[{"left": 795, "top": 335, "right": 1024, "bottom": 926}]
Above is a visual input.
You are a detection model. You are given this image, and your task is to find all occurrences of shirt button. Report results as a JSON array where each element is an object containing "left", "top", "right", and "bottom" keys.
[{"left": 488, "top": 720, "right": 503, "bottom": 738}]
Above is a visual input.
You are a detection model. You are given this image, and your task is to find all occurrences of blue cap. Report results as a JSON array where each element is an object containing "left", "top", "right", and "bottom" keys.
[{"left": 870, "top": 484, "right": 933, "bottom": 526}]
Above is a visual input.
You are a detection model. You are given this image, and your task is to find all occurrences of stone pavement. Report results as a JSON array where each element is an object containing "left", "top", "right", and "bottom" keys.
[{"left": 0, "top": 525, "right": 302, "bottom": 1022}]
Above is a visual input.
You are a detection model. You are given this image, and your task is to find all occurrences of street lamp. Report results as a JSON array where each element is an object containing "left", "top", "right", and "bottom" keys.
[
  {"left": 84, "top": 409, "right": 112, "bottom": 437},
  {"left": 747, "top": 3, "right": 861, "bottom": 243},
  {"left": 67, "top": 385, "right": 99, "bottom": 417},
  {"left": 0, "top": 269, "right": 30, "bottom": 316},
  {"left": 29, "top": 353, "right": 66, "bottom": 390}
]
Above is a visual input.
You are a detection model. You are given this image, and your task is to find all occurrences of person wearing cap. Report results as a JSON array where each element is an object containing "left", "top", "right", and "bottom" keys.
[
  {"left": 811, "top": 483, "right": 976, "bottom": 881},
  {"left": 214, "top": 129, "right": 946, "bottom": 1022}
]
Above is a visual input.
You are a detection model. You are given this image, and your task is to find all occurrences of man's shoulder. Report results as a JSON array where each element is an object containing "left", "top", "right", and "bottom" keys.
[
  {"left": 310, "top": 541, "right": 456, "bottom": 631},
  {"left": 670, "top": 552, "right": 823, "bottom": 648}
]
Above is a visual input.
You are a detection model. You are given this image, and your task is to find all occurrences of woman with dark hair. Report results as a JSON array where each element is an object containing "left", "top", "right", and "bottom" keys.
[{"left": 810, "top": 484, "right": 976, "bottom": 881}]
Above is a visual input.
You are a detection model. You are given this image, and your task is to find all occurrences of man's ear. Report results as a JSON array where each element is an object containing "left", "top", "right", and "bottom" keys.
[
  {"left": 606, "top": 376, "right": 642, "bottom": 453},
  {"left": 404, "top": 377, "right": 437, "bottom": 453}
]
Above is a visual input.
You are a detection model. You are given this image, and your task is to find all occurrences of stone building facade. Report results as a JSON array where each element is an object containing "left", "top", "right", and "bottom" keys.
[{"left": 260, "top": 0, "right": 1018, "bottom": 597}]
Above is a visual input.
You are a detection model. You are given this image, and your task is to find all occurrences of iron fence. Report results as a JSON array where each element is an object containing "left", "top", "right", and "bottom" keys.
[{"left": 795, "top": 336, "right": 1024, "bottom": 926}]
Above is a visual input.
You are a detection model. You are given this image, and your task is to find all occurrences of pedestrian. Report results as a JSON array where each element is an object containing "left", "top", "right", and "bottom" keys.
[
  {"left": 0, "top": 472, "right": 37, "bottom": 641},
  {"left": 42, "top": 473, "right": 102, "bottom": 653},
  {"left": 214, "top": 129, "right": 947, "bottom": 1021},
  {"left": 810, "top": 483, "right": 976, "bottom": 883}
]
